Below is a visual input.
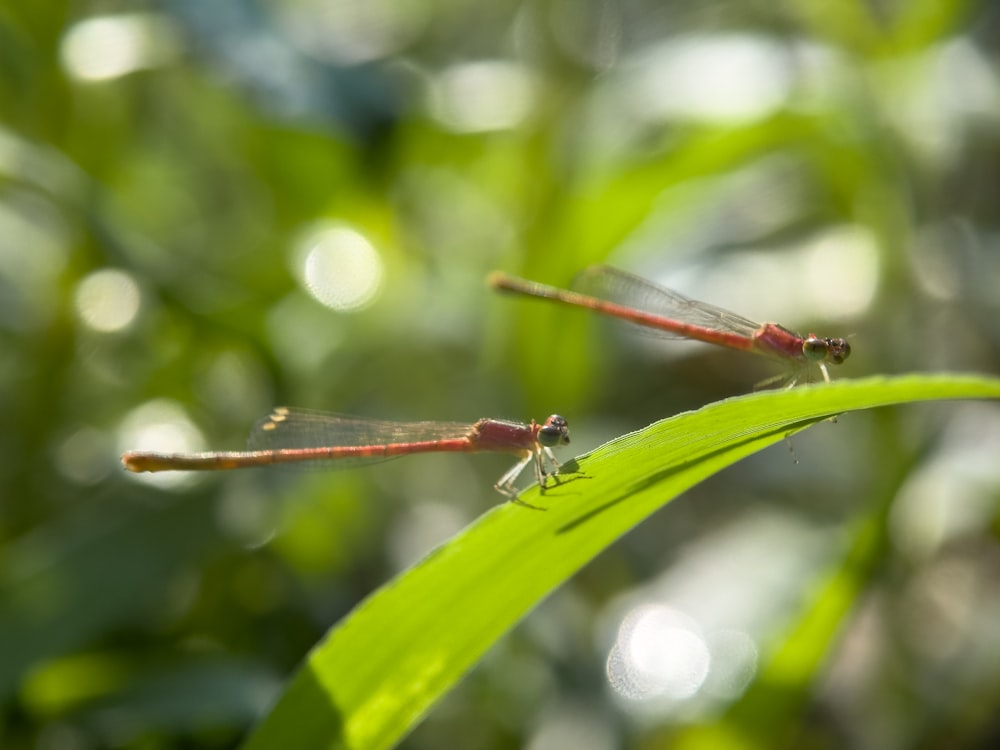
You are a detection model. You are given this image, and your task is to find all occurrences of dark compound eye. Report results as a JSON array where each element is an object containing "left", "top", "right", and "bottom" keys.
[
  {"left": 538, "top": 414, "right": 570, "bottom": 447},
  {"left": 802, "top": 336, "right": 851, "bottom": 365},
  {"left": 826, "top": 338, "right": 851, "bottom": 365},
  {"left": 802, "top": 336, "right": 829, "bottom": 362}
]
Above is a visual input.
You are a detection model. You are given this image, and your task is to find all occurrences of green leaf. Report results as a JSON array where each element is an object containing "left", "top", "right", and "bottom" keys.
[
  {"left": 0, "top": 490, "right": 224, "bottom": 702},
  {"left": 242, "top": 373, "right": 1000, "bottom": 750}
]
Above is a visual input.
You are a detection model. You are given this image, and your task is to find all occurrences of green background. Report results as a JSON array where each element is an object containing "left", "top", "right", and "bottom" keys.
[{"left": 3, "top": 1, "right": 1000, "bottom": 748}]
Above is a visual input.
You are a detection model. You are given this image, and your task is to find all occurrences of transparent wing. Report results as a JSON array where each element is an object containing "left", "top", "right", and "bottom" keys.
[
  {"left": 572, "top": 265, "right": 762, "bottom": 338},
  {"left": 247, "top": 408, "right": 473, "bottom": 469}
]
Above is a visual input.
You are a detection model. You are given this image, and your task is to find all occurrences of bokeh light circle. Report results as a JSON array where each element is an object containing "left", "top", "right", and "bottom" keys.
[
  {"left": 294, "top": 223, "right": 384, "bottom": 311},
  {"left": 74, "top": 268, "right": 142, "bottom": 333}
]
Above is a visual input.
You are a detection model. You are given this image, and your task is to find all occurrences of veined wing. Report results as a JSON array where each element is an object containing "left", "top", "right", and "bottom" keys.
[{"left": 572, "top": 265, "right": 763, "bottom": 339}]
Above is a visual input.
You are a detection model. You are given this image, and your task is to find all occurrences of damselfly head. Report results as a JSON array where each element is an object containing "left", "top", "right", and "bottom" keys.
[
  {"left": 538, "top": 415, "right": 570, "bottom": 447},
  {"left": 802, "top": 336, "right": 851, "bottom": 365}
]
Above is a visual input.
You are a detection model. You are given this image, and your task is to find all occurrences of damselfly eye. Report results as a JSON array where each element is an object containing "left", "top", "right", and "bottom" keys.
[
  {"left": 827, "top": 338, "right": 851, "bottom": 365},
  {"left": 802, "top": 336, "right": 828, "bottom": 361},
  {"left": 538, "top": 414, "right": 570, "bottom": 447},
  {"left": 803, "top": 336, "right": 851, "bottom": 365}
]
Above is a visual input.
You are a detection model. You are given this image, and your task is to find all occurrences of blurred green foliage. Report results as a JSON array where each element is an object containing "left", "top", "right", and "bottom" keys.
[{"left": 2, "top": 0, "right": 1000, "bottom": 748}]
